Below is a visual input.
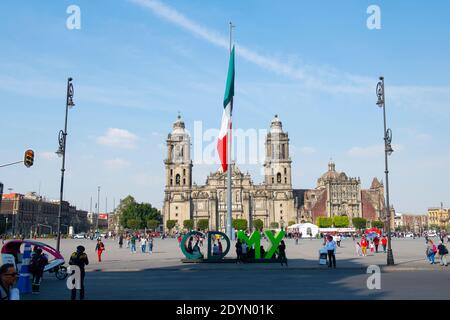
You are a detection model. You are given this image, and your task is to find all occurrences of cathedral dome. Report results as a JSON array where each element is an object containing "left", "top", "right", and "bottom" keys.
[
  {"left": 320, "top": 160, "right": 339, "bottom": 180},
  {"left": 270, "top": 114, "right": 283, "bottom": 134}
]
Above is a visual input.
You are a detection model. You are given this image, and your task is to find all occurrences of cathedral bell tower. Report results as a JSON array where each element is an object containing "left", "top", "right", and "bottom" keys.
[
  {"left": 163, "top": 114, "right": 193, "bottom": 229},
  {"left": 264, "top": 115, "right": 292, "bottom": 187},
  {"left": 165, "top": 114, "right": 192, "bottom": 188}
]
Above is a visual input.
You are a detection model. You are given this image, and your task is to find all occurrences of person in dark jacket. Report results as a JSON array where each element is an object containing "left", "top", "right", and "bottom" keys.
[
  {"left": 278, "top": 240, "right": 288, "bottom": 266},
  {"left": 118, "top": 234, "right": 124, "bottom": 248},
  {"left": 69, "top": 245, "right": 89, "bottom": 300},
  {"left": 29, "top": 247, "right": 48, "bottom": 293},
  {"left": 437, "top": 241, "right": 448, "bottom": 266}
]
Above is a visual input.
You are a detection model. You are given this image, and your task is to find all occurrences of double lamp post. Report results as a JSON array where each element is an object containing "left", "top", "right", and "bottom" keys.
[
  {"left": 376, "top": 76, "right": 395, "bottom": 266},
  {"left": 56, "top": 77, "right": 75, "bottom": 252}
]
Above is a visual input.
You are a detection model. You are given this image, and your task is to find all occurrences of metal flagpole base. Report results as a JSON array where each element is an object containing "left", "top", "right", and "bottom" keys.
[{"left": 387, "top": 249, "right": 395, "bottom": 265}]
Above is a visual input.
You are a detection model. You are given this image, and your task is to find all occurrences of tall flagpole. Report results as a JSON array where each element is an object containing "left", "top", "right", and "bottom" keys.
[{"left": 226, "top": 22, "right": 234, "bottom": 239}]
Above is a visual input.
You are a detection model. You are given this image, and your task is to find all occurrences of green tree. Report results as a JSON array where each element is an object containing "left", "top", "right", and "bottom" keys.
[
  {"left": 166, "top": 220, "right": 177, "bottom": 231},
  {"left": 270, "top": 222, "right": 279, "bottom": 229},
  {"left": 197, "top": 219, "right": 209, "bottom": 231},
  {"left": 333, "top": 216, "right": 349, "bottom": 228},
  {"left": 127, "top": 219, "right": 140, "bottom": 231},
  {"left": 371, "top": 220, "right": 384, "bottom": 229},
  {"left": 253, "top": 219, "right": 264, "bottom": 231},
  {"left": 352, "top": 217, "right": 367, "bottom": 230},
  {"left": 232, "top": 219, "right": 248, "bottom": 231},
  {"left": 146, "top": 219, "right": 160, "bottom": 231},
  {"left": 288, "top": 220, "right": 296, "bottom": 227},
  {"left": 118, "top": 195, "right": 162, "bottom": 229},
  {"left": 183, "top": 219, "right": 194, "bottom": 230},
  {"left": 317, "top": 217, "right": 333, "bottom": 228}
]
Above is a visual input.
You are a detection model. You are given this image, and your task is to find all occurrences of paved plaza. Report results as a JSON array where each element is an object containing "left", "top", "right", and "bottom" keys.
[{"left": 8, "top": 236, "right": 449, "bottom": 300}]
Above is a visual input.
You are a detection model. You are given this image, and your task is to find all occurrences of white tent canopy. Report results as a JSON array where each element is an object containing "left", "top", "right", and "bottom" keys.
[{"left": 287, "top": 223, "right": 319, "bottom": 238}]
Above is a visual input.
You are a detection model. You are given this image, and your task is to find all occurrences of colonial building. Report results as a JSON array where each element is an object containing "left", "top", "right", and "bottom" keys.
[
  {"left": 400, "top": 214, "right": 428, "bottom": 232},
  {"left": 298, "top": 162, "right": 391, "bottom": 228},
  {"left": 428, "top": 206, "right": 449, "bottom": 229},
  {"left": 163, "top": 114, "right": 295, "bottom": 232},
  {"left": 162, "top": 114, "right": 390, "bottom": 232},
  {"left": 0, "top": 192, "right": 89, "bottom": 236}
]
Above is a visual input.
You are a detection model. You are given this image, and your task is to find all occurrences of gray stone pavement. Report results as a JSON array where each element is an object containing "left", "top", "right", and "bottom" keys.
[{"left": 5, "top": 237, "right": 449, "bottom": 300}]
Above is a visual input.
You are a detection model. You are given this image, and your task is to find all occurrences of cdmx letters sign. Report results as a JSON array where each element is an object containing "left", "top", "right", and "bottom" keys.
[{"left": 180, "top": 230, "right": 286, "bottom": 261}]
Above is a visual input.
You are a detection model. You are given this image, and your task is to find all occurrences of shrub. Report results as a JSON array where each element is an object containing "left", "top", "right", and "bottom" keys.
[
  {"left": 197, "top": 219, "right": 209, "bottom": 231},
  {"left": 333, "top": 216, "right": 349, "bottom": 228},
  {"left": 253, "top": 219, "right": 264, "bottom": 231},
  {"left": 232, "top": 219, "right": 248, "bottom": 231},
  {"left": 183, "top": 219, "right": 194, "bottom": 230},
  {"left": 317, "top": 217, "right": 333, "bottom": 228},
  {"left": 352, "top": 217, "right": 367, "bottom": 230}
]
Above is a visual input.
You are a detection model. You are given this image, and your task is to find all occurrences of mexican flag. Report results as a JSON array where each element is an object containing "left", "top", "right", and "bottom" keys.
[{"left": 217, "top": 46, "right": 235, "bottom": 173}]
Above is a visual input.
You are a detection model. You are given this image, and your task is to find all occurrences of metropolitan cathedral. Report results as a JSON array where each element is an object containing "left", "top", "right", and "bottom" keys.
[{"left": 162, "top": 114, "right": 388, "bottom": 232}]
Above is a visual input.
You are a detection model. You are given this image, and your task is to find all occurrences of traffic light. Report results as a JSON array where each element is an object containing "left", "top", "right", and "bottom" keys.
[{"left": 24, "top": 149, "right": 34, "bottom": 168}]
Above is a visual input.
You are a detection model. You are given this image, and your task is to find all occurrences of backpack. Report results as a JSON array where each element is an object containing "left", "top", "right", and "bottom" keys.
[{"left": 432, "top": 245, "right": 437, "bottom": 253}]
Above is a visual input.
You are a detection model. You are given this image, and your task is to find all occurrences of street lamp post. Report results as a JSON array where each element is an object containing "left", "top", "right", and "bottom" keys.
[
  {"left": 96, "top": 186, "right": 100, "bottom": 232},
  {"left": 56, "top": 77, "right": 75, "bottom": 252},
  {"left": 376, "top": 76, "right": 395, "bottom": 265}
]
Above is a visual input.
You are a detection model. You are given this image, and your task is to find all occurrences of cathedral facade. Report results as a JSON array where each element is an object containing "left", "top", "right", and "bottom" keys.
[{"left": 162, "top": 115, "right": 389, "bottom": 232}]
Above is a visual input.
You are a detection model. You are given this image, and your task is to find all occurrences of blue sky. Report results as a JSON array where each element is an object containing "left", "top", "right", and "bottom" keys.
[{"left": 0, "top": 0, "right": 449, "bottom": 214}]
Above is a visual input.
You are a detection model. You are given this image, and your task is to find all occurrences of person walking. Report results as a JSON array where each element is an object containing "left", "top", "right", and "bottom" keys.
[
  {"left": 29, "top": 247, "right": 48, "bottom": 294},
  {"left": 437, "top": 241, "right": 448, "bottom": 266},
  {"left": 278, "top": 240, "right": 288, "bottom": 266},
  {"left": 381, "top": 236, "right": 387, "bottom": 253},
  {"left": 130, "top": 235, "right": 137, "bottom": 253},
  {"left": 241, "top": 241, "right": 248, "bottom": 261},
  {"left": 326, "top": 235, "right": 337, "bottom": 268},
  {"left": 235, "top": 239, "right": 243, "bottom": 264},
  {"left": 95, "top": 239, "right": 105, "bottom": 262},
  {"left": 0, "top": 264, "right": 18, "bottom": 300},
  {"left": 335, "top": 234, "right": 341, "bottom": 247},
  {"left": 355, "top": 241, "right": 362, "bottom": 256},
  {"left": 218, "top": 240, "right": 223, "bottom": 255},
  {"left": 69, "top": 245, "right": 89, "bottom": 300},
  {"left": 374, "top": 236, "right": 380, "bottom": 253},
  {"left": 148, "top": 237, "right": 154, "bottom": 254},
  {"left": 360, "top": 236, "right": 368, "bottom": 256},
  {"left": 126, "top": 235, "right": 131, "bottom": 248},
  {"left": 141, "top": 237, "right": 147, "bottom": 253},
  {"left": 426, "top": 239, "right": 437, "bottom": 264},
  {"left": 118, "top": 234, "right": 123, "bottom": 249}
]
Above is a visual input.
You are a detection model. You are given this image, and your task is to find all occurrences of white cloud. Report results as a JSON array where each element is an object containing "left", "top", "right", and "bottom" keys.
[
  {"left": 129, "top": 0, "right": 450, "bottom": 116},
  {"left": 38, "top": 151, "right": 58, "bottom": 161},
  {"left": 104, "top": 158, "right": 131, "bottom": 170},
  {"left": 347, "top": 144, "right": 404, "bottom": 157},
  {"left": 97, "top": 128, "right": 138, "bottom": 149}
]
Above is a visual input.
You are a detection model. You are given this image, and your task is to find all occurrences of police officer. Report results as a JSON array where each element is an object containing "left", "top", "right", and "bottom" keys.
[{"left": 69, "top": 245, "right": 89, "bottom": 300}]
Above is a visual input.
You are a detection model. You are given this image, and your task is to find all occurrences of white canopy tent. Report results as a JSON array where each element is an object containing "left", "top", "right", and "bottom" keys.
[{"left": 287, "top": 223, "right": 319, "bottom": 238}]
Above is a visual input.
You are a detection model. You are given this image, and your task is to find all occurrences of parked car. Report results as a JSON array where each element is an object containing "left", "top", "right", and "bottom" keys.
[
  {"left": 73, "top": 233, "right": 86, "bottom": 239},
  {"left": 405, "top": 233, "right": 414, "bottom": 238}
]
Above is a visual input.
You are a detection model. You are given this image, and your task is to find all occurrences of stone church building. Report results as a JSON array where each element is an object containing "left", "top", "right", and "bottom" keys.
[{"left": 162, "top": 114, "right": 388, "bottom": 232}]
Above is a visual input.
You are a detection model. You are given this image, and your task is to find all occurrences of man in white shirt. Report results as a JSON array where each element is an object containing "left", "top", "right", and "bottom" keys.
[
  {"left": 325, "top": 236, "right": 337, "bottom": 268},
  {"left": 335, "top": 234, "right": 341, "bottom": 247}
]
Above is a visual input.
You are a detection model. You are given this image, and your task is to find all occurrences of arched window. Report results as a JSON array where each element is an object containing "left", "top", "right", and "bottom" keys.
[
  {"left": 170, "top": 179, "right": 173, "bottom": 186},
  {"left": 175, "top": 174, "right": 181, "bottom": 185},
  {"left": 183, "top": 169, "right": 186, "bottom": 175},
  {"left": 183, "top": 178, "right": 186, "bottom": 185},
  {"left": 284, "top": 168, "right": 287, "bottom": 174},
  {"left": 285, "top": 177, "right": 287, "bottom": 184},
  {"left": 170, "top": 169, "right": 173, "bottom": 176},
  {"left": 277, "top": 173, "right": 281, "bottom": 183},
  {"left": 272, "top": 177, "right": 274, "bottom": 184}
]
